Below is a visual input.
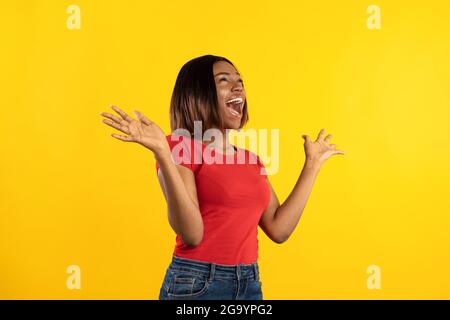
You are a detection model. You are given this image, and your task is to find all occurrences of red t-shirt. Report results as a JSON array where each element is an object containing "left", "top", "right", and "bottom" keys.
[{"left": 155, "top": 133, "right": 271, "bottom": 265}]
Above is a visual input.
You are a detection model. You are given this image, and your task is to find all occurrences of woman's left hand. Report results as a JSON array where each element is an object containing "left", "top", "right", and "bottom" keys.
[{"left": 302, "top": 128, "right": 345, "bottom": 168}]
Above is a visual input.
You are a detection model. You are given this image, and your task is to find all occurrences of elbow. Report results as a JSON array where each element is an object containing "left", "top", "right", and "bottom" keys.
[
  {"left": 184, "top": 236, "right": 203, "bottom": 247},
  {"left": 273, "top": 232, "right": 289, "bottom": 244},
  {"left": 170, "top": 208, "right": 204, "bottom": 247},
  {"left": 262, "top": 225, "right": 289, "bottom": 244},
  {"left": 182, "top": 228, "right": 204, "bottom": 247}
]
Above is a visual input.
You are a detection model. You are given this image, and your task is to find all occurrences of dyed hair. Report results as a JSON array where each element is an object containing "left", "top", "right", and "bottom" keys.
[{"left": 170, "top": 55, "right": 249, "bottom": 136}]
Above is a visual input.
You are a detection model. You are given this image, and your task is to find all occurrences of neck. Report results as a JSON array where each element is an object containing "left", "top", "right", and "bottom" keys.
[{"left": 203, "top": 128, "right": 235, "bottom": 153}]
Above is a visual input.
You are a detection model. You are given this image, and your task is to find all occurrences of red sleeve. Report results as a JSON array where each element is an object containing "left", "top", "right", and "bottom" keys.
[{"left": 155, "top": 134, "right": 202, "bottom": 175}]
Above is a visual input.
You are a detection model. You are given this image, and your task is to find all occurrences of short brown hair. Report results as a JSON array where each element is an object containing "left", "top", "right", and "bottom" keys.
[{"left": 170, "top": 55, "right": 249, "bottom": 136}]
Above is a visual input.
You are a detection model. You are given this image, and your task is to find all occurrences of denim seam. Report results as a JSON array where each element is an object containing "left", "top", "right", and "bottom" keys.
[
  {"left": 170, "top": 267, "right": 209, "bottom": 277},
  {"left": 241, "top": 279, "right": 248, "bottom": 297},
  {"left": 167, "top": 279, "right": 210, "bottom": 298}
]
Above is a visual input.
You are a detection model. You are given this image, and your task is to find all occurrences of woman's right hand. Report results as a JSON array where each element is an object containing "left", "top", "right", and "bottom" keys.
[{"left": 100, "top": 105, "right": 169, "bottom": 156}]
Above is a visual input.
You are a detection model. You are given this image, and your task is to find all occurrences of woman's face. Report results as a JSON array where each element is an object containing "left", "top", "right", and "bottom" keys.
[{"left": 213, "top": 61, "right": 246, "bottom": 130}]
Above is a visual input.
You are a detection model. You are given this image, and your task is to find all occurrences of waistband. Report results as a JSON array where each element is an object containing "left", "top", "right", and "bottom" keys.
[{"left": 169, "top": 255, "right": 260, "bottom": 281}]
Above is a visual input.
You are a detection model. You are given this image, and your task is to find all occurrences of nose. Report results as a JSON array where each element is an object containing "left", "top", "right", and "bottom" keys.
[{"left": 232, "top": 81, "right": 243, "bottom": 92}]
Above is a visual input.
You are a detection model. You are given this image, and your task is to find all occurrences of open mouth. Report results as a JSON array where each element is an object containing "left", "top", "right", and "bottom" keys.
[{"left": 225, "top": 97, "right": 244, "bottom": 118}]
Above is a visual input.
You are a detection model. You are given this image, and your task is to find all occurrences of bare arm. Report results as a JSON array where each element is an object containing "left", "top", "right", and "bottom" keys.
[
  {"left": 100, "top": 105, "right": 203, "bottom": 247},
  {"left": 259, "top": 162, "right": 320, "bottom": 244},
  {"left": 259, "top": 129, "right": 345, "bottom": 243},
  {"left": 155, "top": 150, "right": 203, "bottom": 247}
]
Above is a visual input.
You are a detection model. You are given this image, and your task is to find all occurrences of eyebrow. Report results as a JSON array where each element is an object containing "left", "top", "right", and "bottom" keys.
[{"left": 214, "top": 72, "right": 240, "bottom": 77}]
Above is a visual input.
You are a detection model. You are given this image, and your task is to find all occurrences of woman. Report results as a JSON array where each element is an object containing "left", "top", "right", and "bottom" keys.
[{"left": 100, "top": 55, "right": 345, "bottom": 300}]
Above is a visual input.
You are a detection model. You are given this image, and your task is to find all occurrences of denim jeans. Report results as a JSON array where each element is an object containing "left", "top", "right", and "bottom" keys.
[{"left": 159, "top": 255, "right": 263, "bottom": 300}]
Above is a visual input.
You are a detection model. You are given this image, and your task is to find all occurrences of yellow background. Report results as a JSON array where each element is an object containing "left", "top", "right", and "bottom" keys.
[{"left": 1, "top": 0, "right": 450, "bottom": 299}]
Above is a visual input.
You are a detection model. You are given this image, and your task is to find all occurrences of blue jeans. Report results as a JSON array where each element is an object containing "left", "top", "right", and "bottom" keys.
[{"left": 159, "top": 255, "right": 263, "bottom": 300}]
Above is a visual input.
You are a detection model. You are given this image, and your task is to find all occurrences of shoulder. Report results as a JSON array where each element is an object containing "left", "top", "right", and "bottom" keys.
[
  {"left": 243, "top": 149, "right": 267, "bottom": 176},
  {"left": 235, "top": 147, "right": 264, "bottom": 168},
  {"left": 164, "top": 133, "right": 204, "bottom": 174},
  {"left": 241, "top": 148, "right": 261, "bottom": 164}
]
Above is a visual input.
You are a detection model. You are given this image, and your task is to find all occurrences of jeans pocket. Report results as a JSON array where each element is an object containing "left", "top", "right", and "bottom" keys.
[{"left": 167, "top": 271, "right": 209, "bottom": 299}]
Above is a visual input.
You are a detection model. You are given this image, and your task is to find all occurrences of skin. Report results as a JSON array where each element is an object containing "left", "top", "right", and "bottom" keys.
[
  {"left": 210, "top": 60, "right": 245, "bottom": 155},
  {"left": 99, "top": 61, "right": 345, "bottom": 246},
  {"left": 99, "top": 107, "right": 203, "bottom": 246}
]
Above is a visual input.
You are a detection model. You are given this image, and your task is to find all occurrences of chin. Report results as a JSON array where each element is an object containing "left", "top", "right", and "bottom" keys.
[{"left": 224, "top": 122, "right": 241, "bottom": 131}]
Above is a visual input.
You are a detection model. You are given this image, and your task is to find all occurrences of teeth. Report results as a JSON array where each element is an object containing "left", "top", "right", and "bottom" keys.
[
  {"left": 226, "top": 97, "right": 243, "bottom": 104},
  {"left": 225, "top": 97, "right": 243, "bottom": 117}
]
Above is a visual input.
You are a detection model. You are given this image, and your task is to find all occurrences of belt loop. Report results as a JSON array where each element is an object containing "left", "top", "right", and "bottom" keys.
[
  {"left": 254, "top": 264, "right": 259, "bottom": 281},
  {"left": 236, "top": 264, "right": 242, "bottom": 280},
  {"left": 208, "top": 263, "right": 216, "bottom": 282}
]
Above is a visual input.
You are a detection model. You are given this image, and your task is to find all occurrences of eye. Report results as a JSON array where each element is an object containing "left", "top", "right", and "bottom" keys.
[{"left": 218, "top": 77, "right": 243, "bottom": 84}]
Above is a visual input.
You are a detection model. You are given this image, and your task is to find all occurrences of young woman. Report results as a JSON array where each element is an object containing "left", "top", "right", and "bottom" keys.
[{"left": 100, "top": 55, "right": 345, "bottom": 300}]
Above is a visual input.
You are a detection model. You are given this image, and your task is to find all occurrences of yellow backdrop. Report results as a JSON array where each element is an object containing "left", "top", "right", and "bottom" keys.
[{"left": 1, "top": 0, "right": 449, "bottom": 299}]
